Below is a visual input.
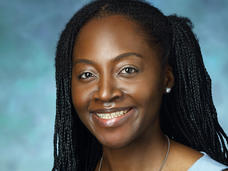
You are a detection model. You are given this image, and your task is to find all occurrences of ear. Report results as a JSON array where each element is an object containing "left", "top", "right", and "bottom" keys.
[{"left": 163, "top": 64, "right": 175, "bottom": 94}]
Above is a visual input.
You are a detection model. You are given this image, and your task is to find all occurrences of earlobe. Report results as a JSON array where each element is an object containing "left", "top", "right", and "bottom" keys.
[{"left": 163, "top": 65, "right": 175, "bottom": 93}]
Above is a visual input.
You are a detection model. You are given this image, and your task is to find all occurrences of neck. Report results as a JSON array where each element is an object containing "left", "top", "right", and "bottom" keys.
[{"left": 101, "top": 126, "right": 169, "bottom": 171}]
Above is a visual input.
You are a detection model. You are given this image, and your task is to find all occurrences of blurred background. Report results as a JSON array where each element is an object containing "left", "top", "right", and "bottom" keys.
[{"left": 0, "top": 0, "right": 227, "bottom": 170}]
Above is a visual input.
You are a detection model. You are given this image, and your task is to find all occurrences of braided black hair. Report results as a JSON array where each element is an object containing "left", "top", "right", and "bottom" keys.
[{"left": 53, "top": 0, "right": 228, "bottom": 170}]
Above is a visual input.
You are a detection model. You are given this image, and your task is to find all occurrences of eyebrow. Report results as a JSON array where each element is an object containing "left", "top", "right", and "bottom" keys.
[{"left": 73, "top": 52, "right": 143, "bottom": 66}]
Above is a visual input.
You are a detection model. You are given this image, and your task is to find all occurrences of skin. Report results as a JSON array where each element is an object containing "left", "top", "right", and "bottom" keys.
[{"left": 71, "top": 15, "right": 203, "bottom": 171}]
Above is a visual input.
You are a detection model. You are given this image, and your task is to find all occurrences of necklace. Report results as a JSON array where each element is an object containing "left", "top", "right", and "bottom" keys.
[{"left": 98, "top": 135, "right": 170, "bottom": 171}]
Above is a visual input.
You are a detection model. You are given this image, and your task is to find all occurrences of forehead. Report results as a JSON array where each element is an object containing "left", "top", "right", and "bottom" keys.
[
  {"left": 75, "top": 15, "right": 147, "bottom": 45},
  {"left": 76, "top": 14, "right": 146, "bottom": 42},
  {"left": 73, "top": 14, "right": 158, "bottom": 63}
]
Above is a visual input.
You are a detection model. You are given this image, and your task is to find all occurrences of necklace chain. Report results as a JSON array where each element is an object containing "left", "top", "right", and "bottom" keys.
[{"left": 98, "top": 135, "right": 170, "bottom": 171}]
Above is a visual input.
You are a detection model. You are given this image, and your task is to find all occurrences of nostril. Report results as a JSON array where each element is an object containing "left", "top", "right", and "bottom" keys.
[
  {"left": 93, "top": 79, "right": 123, "bottom": 102},
  {"left": 93, "top": 88, "right": 123, "bottom": 102}
]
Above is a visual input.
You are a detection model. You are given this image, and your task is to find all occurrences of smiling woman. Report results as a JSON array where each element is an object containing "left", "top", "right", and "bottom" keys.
[
  {"left": 72, "top": 15, "right": 169, "bottom": 149},
  {"left": 53, "top": 0, "right": 228, "bottom": 171}
]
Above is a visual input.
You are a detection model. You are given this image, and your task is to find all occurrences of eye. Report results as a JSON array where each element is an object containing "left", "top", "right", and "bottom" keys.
[
  {"left": 119, "top": 66, "right": 139, "bottom": 75},
  {"left": 78, "top": 72, "right": 95, "bottom": 80}
]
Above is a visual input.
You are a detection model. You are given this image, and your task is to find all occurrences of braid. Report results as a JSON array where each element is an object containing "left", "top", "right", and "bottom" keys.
[
  {"left": 53, "top": 0, "right": 228, "bottom": 170},
  {"left": 161, "top": 15, "right": 228, "bottom": 164},
  {"left": 53, "top": 1, "right": 107, "bottom": 170}
]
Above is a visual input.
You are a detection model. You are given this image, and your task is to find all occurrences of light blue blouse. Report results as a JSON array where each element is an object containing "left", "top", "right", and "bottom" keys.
[{"left": 188, "top": 152, "right": 228, "bottom": 171}]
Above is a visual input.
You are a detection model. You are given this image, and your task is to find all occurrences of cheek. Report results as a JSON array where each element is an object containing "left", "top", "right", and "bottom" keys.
[
  {"left": 122, "top": 73, "right": 164, "bottom": 135},
  {"left": 71, "top": 80, "right": 98, "bottom": 134},
  {"left": 123, "top": 74, "right": 164, "bottom": 108},
  {"left": 71, "top": 79, "right": 92, "bottom": 118},
  {"left": 127, "top": 74, "right": 164, "bottom": 133},
  {"left": 142, "top": 80, "right": 163, "bottom": 105}
]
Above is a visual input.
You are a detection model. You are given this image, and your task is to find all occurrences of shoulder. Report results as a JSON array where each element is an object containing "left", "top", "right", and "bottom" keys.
[
  {"left": 188, "top": 152, "right": 228, "bottom": 171},
  {"left": 165, "top": 140, "right": 228, "bottom": 171}
]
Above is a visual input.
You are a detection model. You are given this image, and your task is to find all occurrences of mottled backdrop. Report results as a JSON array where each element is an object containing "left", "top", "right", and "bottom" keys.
[{"left": 0, "top": 0, "right": 227, "bottom": 170}]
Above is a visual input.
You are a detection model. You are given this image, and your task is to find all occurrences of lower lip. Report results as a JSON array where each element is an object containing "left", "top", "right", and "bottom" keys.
[{"left": 92, "top": 108, "right": 135, "bottom": 128}]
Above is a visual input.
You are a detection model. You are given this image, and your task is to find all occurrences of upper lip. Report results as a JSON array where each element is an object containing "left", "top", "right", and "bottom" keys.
[{"left": 90, "top": 106, "right": 132, "bottom": 114}]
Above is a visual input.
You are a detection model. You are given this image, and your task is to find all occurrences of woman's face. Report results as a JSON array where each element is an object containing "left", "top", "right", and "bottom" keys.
[{"left": 71, "top": 15, "right": 173, "bottom": 148}]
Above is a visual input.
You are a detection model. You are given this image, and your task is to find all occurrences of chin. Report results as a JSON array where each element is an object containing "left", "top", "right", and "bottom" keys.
[
  {"left": 95, "top": 131, "right": 136, "bottom": 149},
  {"left": 102, "top": 139, "right": 131, "bottom": 149}
]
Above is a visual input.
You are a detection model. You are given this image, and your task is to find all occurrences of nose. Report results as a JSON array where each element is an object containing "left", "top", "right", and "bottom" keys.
[{"left": 93, "top": 75, "right": 123, "bottom": 102}]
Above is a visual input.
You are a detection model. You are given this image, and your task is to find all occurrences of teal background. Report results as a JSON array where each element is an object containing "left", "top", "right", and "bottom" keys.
[{"left": 0, "top": 0, "right": 227, "bottom": 170}]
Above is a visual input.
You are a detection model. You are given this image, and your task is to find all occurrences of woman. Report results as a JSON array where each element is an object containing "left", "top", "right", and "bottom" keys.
[{"left": 53, "top": 0, "right": 228, "bottom": 170}]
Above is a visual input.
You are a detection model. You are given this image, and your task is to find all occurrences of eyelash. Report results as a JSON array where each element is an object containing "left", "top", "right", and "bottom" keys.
[
  {"left": 78, "top": 72, "right": 95, "bottom": 80},
  {"left": 78, "top": 66, "right": 139, "bottom": 80},
  {"left": 119, "top": 66, "right": 139, "bottom": 75}
]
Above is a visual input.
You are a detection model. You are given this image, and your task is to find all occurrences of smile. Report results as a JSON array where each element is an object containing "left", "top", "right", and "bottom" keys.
[
  {"left": 96, "top": 110, "right": 128, "bottom": 119},
  {"left": 91, "top": 107, "right": 135, "bottom": 128}
]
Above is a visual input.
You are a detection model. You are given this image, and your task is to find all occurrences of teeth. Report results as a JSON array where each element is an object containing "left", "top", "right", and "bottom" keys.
[{"left": 96, "top": 110, "right": 128, "bottom": 119}]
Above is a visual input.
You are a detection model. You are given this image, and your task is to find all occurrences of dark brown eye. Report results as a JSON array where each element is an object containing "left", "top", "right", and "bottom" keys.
[
  {"left": 78, "top": 72, "right": 95, "bottom": 80},
  {"left": 120, "top": 66, "right": 139, "bottom": 74}
]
